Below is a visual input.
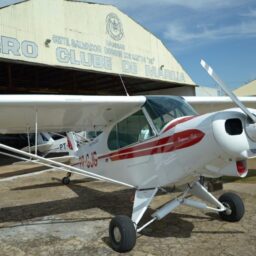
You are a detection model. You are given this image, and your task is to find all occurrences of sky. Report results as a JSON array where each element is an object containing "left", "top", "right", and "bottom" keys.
[{"left": 1, "top": 0, "right": 256, "bottom": 89}]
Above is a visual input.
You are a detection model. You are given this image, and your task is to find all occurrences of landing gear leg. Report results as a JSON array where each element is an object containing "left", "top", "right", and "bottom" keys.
[
  {"left": 108, "top": 181, "right": 245, "bottom": 252},
  {"left": 181, "top": 181, "right": 245, "bottom": 222},
  {"left": 62, "top": 172, "right": 72, "bottom": 185}
]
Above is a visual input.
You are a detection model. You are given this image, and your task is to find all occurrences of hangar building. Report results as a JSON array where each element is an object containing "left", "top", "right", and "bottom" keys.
[
  {"left": 234, "top": 80, "right": 256, "bottom": 96},
  {"left": 0, "top": 0, "right": 196, "bottom": 95}
]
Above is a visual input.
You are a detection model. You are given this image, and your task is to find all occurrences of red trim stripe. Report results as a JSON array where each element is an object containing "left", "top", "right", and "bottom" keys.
[
  {"left": 98, "top": 135, "right": 172, "bottom": 160},
  {"left": 99, "top": 129, "right": 204, "bottom": 161},
  {"left": 162, "top": 116, "right": 196, "bottom": 133},
  {"left": 99, "top": 116, "right": 197, "bottom": 160}
]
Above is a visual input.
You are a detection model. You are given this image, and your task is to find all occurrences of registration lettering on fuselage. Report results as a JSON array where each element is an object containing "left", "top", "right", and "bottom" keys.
[{"left": 79, "top": 151, "right": 98, "bottom": 168}]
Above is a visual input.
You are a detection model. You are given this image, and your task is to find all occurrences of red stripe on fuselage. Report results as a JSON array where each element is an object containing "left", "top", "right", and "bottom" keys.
[
  {"left": 99, "top": 116, "right": 198, "bottom": 160},
  {"left": 162, "top": 116, "right": 197, "bottom": 133},
  {"left": 98, "top": 135, "right": 172, "bottom": 160},
  {"left": 99, "top": 129, "right": 205, "bottom": 161}
]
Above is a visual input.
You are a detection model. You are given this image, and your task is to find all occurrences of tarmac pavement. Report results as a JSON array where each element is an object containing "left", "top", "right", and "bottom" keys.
[{"left": 0, "top": 164, "right": 255, "bottom": 256}]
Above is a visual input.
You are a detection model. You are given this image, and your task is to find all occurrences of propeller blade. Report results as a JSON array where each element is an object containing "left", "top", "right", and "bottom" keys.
[{"left": 200, "top": 59, "right": 256, "bottom": 123}]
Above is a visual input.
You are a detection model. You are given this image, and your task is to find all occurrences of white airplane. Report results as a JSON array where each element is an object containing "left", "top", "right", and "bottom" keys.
[
  {"left": 0, "top": 132, "right": 76, "bottom": 157},
  {"left": 0, "top": 60, "right": 255, "bottom": 252},
  {"left": 21, "top": 131, "right": 89, "bottom": 156},
  {"left": 20, "top": 132, "right": 70, "bottom": 156},
  {"left": 0, "top": 132, "right": 88, "bottom": 171}
]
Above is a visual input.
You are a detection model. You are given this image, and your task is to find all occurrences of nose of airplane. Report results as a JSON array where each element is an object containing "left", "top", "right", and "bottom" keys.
[{"left": 200, "top": 59, "right": 256, "bottom": 162}]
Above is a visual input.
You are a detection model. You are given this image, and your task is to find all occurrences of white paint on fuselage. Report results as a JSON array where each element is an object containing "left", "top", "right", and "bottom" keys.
[{"left": 73, "top": 108, "right": 256, "bottom": 189}]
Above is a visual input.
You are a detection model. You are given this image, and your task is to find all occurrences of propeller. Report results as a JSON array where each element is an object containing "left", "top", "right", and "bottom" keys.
[{"left": 200, "top": 59, "right": 256, "bottom": 141}]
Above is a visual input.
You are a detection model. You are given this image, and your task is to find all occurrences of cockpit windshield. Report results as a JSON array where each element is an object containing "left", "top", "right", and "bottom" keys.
[{"left": 144, "top": 96, "right": 197, "bottom": 132}]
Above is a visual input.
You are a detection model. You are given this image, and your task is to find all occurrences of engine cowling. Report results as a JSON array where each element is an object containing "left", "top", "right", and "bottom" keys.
[{"left": 212, "top": 110, "right": 252, "bottom": 159}]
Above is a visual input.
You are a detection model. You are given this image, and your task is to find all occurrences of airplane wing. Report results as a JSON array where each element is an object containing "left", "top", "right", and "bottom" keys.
[
  {"left": 0, "top": 95, "right": 146, "bottom": 134},
  {"left": 21, "top": 141, "right": 53, "bottom": 153},
  {"left": 184, "top": 96, "right": 256, "bottom": 114}
]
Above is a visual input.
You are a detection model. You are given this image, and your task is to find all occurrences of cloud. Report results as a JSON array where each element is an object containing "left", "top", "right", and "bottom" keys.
[
  {"left": 164, "top": 20, "right": 256, "bottom": 43},
  {"left": 240, "top": 9, "right": 256, "bottom": 17},
  {"left": 88, "top": 0, "right": 252, "bottom": 11},
  {"left": 88, "top": 0, "right": 256, "bottom": 41}
]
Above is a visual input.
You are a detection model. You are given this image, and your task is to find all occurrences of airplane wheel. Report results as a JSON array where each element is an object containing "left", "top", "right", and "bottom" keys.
[
  {"left": 109, "top": 215, "right": 136, "bottom": 252},
  {"left": 62, "top": 176, "right": 70, "bottom": 185},
  {"left": 218, "top": 192, "right": 245, "bottom": 222}
]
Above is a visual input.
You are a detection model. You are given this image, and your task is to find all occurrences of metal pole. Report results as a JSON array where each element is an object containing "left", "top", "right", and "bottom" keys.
[
  {"left": 27, "top": 127, "right": 31, "bottom": 155},
  {"left": 35, "top": 109, "right": 38, "bottom": 155}
]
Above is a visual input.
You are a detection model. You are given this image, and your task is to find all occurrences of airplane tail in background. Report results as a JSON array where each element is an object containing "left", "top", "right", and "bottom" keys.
[{"left": 67, "top": 132, "right": 79, "bottom": 155}]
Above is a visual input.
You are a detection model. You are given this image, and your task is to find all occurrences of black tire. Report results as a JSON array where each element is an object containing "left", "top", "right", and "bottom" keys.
[
  {"left": 218, "top": 192, "right": 245, "bottom": 222},
  {"left": 109, "top": 215, "right": 136, "bottom": 252},
  {"left": 62, "top": 176, "right": 70, "bottom": 185}
]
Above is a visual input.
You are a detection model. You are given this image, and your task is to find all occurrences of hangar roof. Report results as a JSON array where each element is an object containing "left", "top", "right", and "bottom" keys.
[
  {"left": 0, "top": 0, "right": 195, "bottom": 95},
  {"left": 234, "top": 80, "right": 256, "bottom": 96}
]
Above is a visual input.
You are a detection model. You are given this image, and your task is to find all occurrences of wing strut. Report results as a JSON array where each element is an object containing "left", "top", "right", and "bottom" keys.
[
  {"left": 35, "top": 109, "right": 38, "bottom": 155},
  {"left": 0, "top": 143, "right": 135, "bottom": 188},
  {"left": 26, "top": 128, "right": 31, "bottom": 155}
]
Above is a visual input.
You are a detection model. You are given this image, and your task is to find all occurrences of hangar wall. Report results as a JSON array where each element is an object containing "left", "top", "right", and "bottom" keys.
[
  {"left": 0, "top": 0, "right": 195, "bottom": 90},
  {"left": 234, "top": 80, "right": 256, "bottom": 96}
]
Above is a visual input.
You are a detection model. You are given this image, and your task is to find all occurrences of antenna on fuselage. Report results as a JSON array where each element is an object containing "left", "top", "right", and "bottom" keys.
[{"left": 119, "top": 74, "right": 130, "bottom": 96}]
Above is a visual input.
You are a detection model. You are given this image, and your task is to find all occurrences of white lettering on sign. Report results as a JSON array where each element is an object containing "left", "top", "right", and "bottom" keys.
[
  {"left": 56, "top": 47, "right": 112, "bottom": 70},
  {"left": 0, "top": 36, "right": 38, "bottom": 58}
]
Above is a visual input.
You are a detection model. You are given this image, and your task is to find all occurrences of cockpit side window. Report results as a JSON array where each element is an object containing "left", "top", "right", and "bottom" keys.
[
  {"left": 108, "top": 110, "right": 154, "bottom": 150},
  {"left": 145, "top": 96, "right": 197, "bottom": 132}
]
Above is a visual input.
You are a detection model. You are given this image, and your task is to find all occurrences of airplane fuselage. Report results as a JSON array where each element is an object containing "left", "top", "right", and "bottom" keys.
[{"left": 72, "top": 96, "right": 254, "bottom": 189}]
